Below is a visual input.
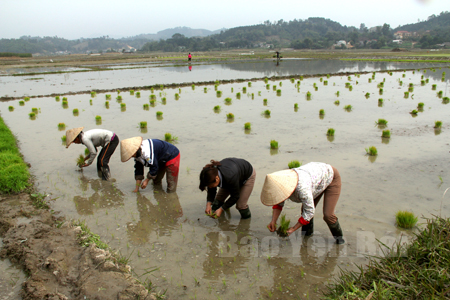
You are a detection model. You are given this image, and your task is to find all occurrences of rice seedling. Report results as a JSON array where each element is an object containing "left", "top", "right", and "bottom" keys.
[
  {"left": 276, "top": 214, "right": 290, "bottom": 237},
  {"left": 408, "top": 87, "right": 414, "bottom": 92},
  {"left": 90, "top": 91, "right": 96, "bottom": 97},
  {"left": 334, "top": 100, "right": 340, "bottom": 105},
  {"left": 76, "top": 154, "right": 85, "bottom": 168},
  {"left": 236, "top": 92, "right": 241, "bottom": 99},
  {"left": 379, "top": 88, "right": 383, "bottom": 95},
  {"left": 409, "top": 83, "right": 414, "bottom": 88},
  {"left": 306, "top": 91, "right": 311, "bottom": 100},
  {"left": 368, "top": 78, "right": 372, "bottom": 83},
  {"left": 324, "top": 80, "right": 328, "bottom": 85},
  {"left": 62, "top": 100, "right": 68, "bottom": 108},
  {"left": 89, "top": 99, "right": 93, "bottom": 105},
  {"left": 224, "top": 98, "right": 232, "bottom": 105},
  {"left": 300, "top": 76, "right": 304, "bottom": 80},
  {"left": 226, "top": 113, "right": 234, "bottom": 120},
  {"left": 315, "top": 86, "right": 319, "bottom": 91},
  {"left": 24, "top": 97, "right": 30, "bottom": 101},
  {"left": 290, "top": 78, "right": 295, "bottom": 83},
  {"left": 116, "top": 95, "right": 122, "bottom": 100},
  {"left": 105, "top": 94, "right": 111, "bottom": 100},
  {"left": 156, "top": 111, "right": 163, "bottom": 117},
  {"left": 347, "top": 76, "right": 351, "bottom": 81},
  {"left": 288, "top": 160, "right": 301, "bottom": 169},
  {"left": 437, "top": 90, "right": 443, "bottom": 97},
  {"left": 432, "top": 84, "right": 437, "bottom": 90},
  {"left": 73, "top": 108, "right": 79, "bottom": 116},
  {"left": 61, "top": 135, "right": 66, "bottom": 143},
  {"left": 294, "top": 103, "right": 298, "bottom": 109},
  {"left": 276, "top": 89, "right": 281, "bottom": 95},
  {"left": 213, "top": 105, "right": 221, "bottom": 112},
  {"left": 410, "top": 109, "right": 418, "bottom": 115},
  {"left": 264, "top": 78, "right": 269, "bottom": 83},
  {"left": 270, "top": 140, "right": 278, "bottom": 149},
  {"left": 266, "top": 84, "right": 270, "bottom": 89},
  {"left": 327, "top": 128, "right": 335, "bottom": 136},
  {"left": 378, "top": 82, "right": 384, "bottom": 88},
  {"left": 140, "top": 121, "right": 147, "bottom": 128},
  {"left": 120, "top": 103, "right": 126, "bottom": 110},
  {"left": 150, "top": 94, "right": 156, "bottom": 100},
  {"left": 382, "top": 130, "right": 390, "bottom": 138},
  {"left": 216, "top": 90, "right": 222, "bottom": 97},
  {"left": 313, "top": 83, "right": 317, "bottom": 88},
  {"left": 345, "top": 82, "right": 351, "bottom": 88},
  {"left": 263, "top": 99, "right": 268, "bottom": 105},
  {"left": 105, "top": 101, "right": 109, "bottom": 108},
  {"left": 251, "top": 93, "right": 254, "bottom": 99},
  {"left": 376, "top": 119, "right": 388, "bottom": 126},
  {"left": 336, "top": 91, "right": 340, "bottom": 97},
  {"left": 421, "top": 80, "right": 425, "bottom": 85},
  {"left": 365, "top": 92, "right": 370, "bottom": 98},
  {"left": 344, "top": 105, "right": 352, "bottom": 111},
  {"left": 95, "top": 115, "right": 101, "bottom": 123},
  {"left": 402, "top": 73, "right": 405, "bottom": 77},
  {"left": 58, "top": 123, "right": 66, "bottom": 130},
  {"left": 29, "top": 112, "right": 36, "bottom": 118},
  {"left": 404, "top": 91, "right": 409, "bottom": 98},
  {"left": 443, "top": 97, "right": 450, "bottom": 104},
  {"left": 8, "top": 106, "right": 14, "bottom": 111},
  {"left": 319, "top": 109, "right": 325, "bottom": 115},
  {"left": 263, "top": 110, "right": 271, "bottom": 116},
  {"left": 417, "top": 102, "right": 424, "bottom": 109},
  {"left": 243, "top": 87, "right": 247, "bottom": 93},
  {"left": 84, "top": 148, "right": 90, "bottom": 156},
  {"left": 31, "top": 107, "right": 38, "bottom": 114},
  {"left": 62, "top": 97, "right": 67, "bottom": 101},
  {"left": 365, "top": 146, "right": 377, "bottom": 156},
  {"left": 136, "top": 91, "right": 141, "bottom": 97},
  {"left": 244, "top": 122, "right": 251, "bottom": 130},
  {"left": 434, "top": 121, "right": 442, "bottom": 128},
  {"left": 150, "top": 99, "right": 156, "bottom": 106},
  {"left": 395, "top": 211, "right": 418, "bottom": 229},
  {"left": 55, "top": 96, "right": 60, "bottom": 101},
  {"left": 164, "top": 133, "right": 177, "bottom": 142},
  {"left": 320, "top": 78, "right": 323, "bottom": 82},
  {"left": 175, "top": 93, "right": 179, "bottom": 100}
]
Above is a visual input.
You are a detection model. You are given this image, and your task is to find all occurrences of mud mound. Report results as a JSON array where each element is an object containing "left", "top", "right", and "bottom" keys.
[{"left": 0, "top": 193, "right": 157, "bottom": 300}]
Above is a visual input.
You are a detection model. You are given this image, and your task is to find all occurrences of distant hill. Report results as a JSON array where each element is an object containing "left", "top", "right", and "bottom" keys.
[
  {"left": 124, "top": 26, "right": 225, "bottom": 41},
  {"left": 395, "top": 11, "right": 450, "bottom": 32}
]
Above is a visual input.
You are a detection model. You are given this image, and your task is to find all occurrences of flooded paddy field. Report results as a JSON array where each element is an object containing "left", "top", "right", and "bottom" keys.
[
  {"left": 1, "top": 62, "right": 450, "bottom": 299},
  {"left": 1, "top": 59, "right": 448, "bottom": 99}
]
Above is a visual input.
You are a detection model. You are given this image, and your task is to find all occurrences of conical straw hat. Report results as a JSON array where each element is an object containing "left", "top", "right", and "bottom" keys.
[
  {"left": 65, "top": 127, "right": 84, "bottom": 148},
  {"left": 260, "top": 169, "right": 298, "bottom": 206},
  {"left": 120, "top": 137, "right": 143, "bottom": 162}
]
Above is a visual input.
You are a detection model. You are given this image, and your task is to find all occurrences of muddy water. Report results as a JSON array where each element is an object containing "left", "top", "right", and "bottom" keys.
[
  {"left": 1, "top": 67, "right": 450, "bottom": 299},
  {"left": 1, "top": 60, "right": 448, "bottom": 98},
  {"left": 0, "top": 239, "right": 25, "bottom": 300}
]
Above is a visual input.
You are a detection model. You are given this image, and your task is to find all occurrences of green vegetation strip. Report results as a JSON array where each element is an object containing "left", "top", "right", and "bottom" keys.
[
  {"left": 0, "top": 52, "right": 32, "bottom": 58},
  {"left": 324, "top": 216, "right": 450, "bottom": 299},
  {"left": 342, "top": 58, "right": 450, "bottom": 63},
  {"left": 0, "top": 115, "right": 30, "bottom": 193}
]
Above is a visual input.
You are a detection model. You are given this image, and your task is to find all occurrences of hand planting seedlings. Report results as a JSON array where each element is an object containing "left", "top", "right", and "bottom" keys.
[
  {"left": 276, "top": 214, "right": 291, "bottom": 237},
  {"left": 327, "top": 128, "right": 335, "bottom": 136},
  {"left": 270, "top": 140, "right": 278, "bottom": 149},
  {"left": 288, "top": 160, "right": 301, "bottom": 169},
  {"left": 395, "top": 211, "right": 418, "bottom": 229},
  {"left": 382, "top": 130, "right": 391, "bottom": 138},
  {"left": 76, "top": 154, "right": 85, "bottom": 168},
  {"left": 434, "top": 121, "right": 442, "bottom": 128},
  {"left": 365, "top": 146, "right": 377, "bottom": 156}
]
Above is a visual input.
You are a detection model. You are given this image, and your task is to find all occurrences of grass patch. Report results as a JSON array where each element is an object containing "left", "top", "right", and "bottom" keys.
[
  {"left": 0, "top": 116, "right": 30, "bottom": 193},
  {"left": 395, "top": 211, "right": 418, "bottom": 229},
  {"left": 30, "top": 193, "right": 49, "bottom": 209}
]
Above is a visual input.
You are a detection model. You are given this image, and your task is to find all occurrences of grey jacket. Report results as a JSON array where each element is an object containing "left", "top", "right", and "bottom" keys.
[{"left": 81, "top": 129, "right": 114, "bottom": 165}]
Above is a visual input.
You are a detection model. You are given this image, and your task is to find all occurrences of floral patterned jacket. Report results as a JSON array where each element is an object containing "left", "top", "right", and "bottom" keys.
[{"left": 275, "top": 162, "right": 334, "bottom": 225}]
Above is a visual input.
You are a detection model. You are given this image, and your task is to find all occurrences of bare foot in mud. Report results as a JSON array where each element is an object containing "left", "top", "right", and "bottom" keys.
[{"left": 141, "top": 179, "right": 150, "bottom": 189}]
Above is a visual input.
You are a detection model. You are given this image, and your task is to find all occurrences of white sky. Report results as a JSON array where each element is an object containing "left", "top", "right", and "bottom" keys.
[{"left": 1, "top": 0, "right": 448, "bottom": 40}]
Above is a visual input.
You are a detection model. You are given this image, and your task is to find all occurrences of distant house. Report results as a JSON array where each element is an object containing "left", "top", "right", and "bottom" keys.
[
  {"left": 394, "top": 31, "right": 420, "bottom": 39},
  {"left": 437, "top": 42, "right": 450, "bottom": 48},
  {"left": 392, "top": 40, "right": 403, "bottom": 44}
]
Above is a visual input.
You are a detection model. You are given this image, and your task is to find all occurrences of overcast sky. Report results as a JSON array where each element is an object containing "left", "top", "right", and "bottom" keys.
[{"left": 1, "top": 0, "right": 448, "bottom": 40}]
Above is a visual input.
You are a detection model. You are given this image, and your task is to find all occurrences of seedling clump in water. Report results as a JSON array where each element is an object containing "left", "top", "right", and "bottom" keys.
[
  {"left": 365, "top": 146, "right": 377, "bottom": 156},
  {"left": 376, "top": 119, "right": 388, "bottom": 126},
  {"left": 382, "top": 130, "right": 391, "bottom": 138},
  {"left": 327, "top": 128, "right": 335, "bottom": 136},
  {"left": 244, "top": 122, "right": 251, "bottom": 130},
  {"left": 276, "top": 214, "right": 290, "bottom": 237},
  {"left": 434, "top": 121, "right": 442, "bottom": 128},
  {"left": 288, "top": 160, "right": 301, "bottom": 169},
  {"left": 76, "top": 154, "right": 85, "bottom": 168},
  {"left": 270, "top": 140, "right": 278, "bottom": 149}
]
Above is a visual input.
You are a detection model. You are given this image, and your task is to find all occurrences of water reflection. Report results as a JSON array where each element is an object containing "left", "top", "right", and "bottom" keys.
[
  {"left": 73, "top": 176, "right": 124, "bottom": 215},
  {"left": 127, "top": 187, "right": 183, "bottom": 244},
  {"left": 368, "top": 155, "right": 377, "bottom": 163},
  {"left": 434, "top": 128, "right": 442, "bottom": 136},
  {"left": 327, "top": 136, "right": 335, "bottom": 143},
  {"left": 202, "top": 218, "right": 251, "bottom": 280},
  {"left": 381, "top": 137, "right": 390, "bottom": 144}
]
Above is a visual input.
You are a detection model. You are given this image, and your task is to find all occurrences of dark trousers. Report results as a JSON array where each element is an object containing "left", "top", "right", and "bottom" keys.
[{"left": 97, "top": 135, "right": 119, "bottom": 179}]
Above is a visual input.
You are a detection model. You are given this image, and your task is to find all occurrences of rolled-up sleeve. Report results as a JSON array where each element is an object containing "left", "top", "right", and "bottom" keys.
[{"left": 134, "top": 160, "right": 145, "bottom": 180}]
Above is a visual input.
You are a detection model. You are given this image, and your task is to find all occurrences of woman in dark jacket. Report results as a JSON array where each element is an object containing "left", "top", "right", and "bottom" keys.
[{"left": 199, "top": 158, "right": 255, "bottom": 219}]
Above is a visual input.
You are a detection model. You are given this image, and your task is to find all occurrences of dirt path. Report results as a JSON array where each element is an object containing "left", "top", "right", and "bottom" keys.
[{"left": 0, "top": 193, "right": 158, "bottom": 299}]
